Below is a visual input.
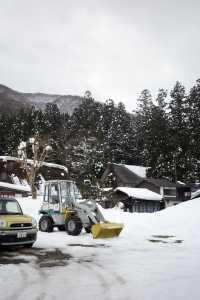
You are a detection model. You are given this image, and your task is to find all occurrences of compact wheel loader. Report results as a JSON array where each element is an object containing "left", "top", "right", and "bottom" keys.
[{"left": 39, "top": 180, "right": 123, "bottom": 239}]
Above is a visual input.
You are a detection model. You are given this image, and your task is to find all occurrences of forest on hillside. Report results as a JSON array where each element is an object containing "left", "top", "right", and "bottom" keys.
[{"left": 1, "top": 79, "right": 200, "bottom": 185}]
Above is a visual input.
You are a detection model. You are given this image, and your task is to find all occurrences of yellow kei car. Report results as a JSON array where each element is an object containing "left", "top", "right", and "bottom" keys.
[{"left": 0, "top": 197, "right": 37, "bottom": 247}]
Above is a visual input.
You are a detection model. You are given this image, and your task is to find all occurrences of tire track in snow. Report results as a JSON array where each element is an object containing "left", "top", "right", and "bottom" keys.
[
  {"left": 73, "top": 257, "right": 129, "bottom": 300},
  {"left": 93, "top": 261, "right": 126, "bottom": 286},
  {"left": 5, "top": 265, "right": 30, "bottom": 300},
  {"left": 6, "top": 262, "right": 48, "bottom": 300},
  {"left": 87, "top": 260, "right": 132, "bottom": 300},
  {"left": 76, "top": 260, "right": 111, "bottom": 300}
]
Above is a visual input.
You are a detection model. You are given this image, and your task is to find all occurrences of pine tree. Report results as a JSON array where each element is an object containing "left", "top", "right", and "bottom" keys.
[
  {"left": 168, "top": 81, "right": 189, "bottom": 181},
  {"left": 146, "top": 100, "right": 171, "bottom": 178},
  {"left": 43, "top": 103, "right": 66, "bottom": 164},
  {"left": 186, "top": 79, "right": 200, "bottom": 181},
  {"left": 65, "top": 96, "right": 104, "bottom": 183},
  {"left": 135, "top": 89, "right": 153, "bottom": 165}
]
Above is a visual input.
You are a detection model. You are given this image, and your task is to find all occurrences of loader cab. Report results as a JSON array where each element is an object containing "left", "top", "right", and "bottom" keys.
[{"left": 42, "top": 180, "right": 82, "bottom": 213}]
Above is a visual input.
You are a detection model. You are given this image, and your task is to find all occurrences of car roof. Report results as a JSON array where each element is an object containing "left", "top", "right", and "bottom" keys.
[{"left": 0, "top": 197, "right": 17, "bottom": 201}]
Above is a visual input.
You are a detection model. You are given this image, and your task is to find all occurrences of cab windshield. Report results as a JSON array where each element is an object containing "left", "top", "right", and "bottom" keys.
[
  {"left": 60, "top": 182, "right": 82, "bottom": 202},
  {"left": 0, "top": 199, "right": 23, "bottom": 215}
]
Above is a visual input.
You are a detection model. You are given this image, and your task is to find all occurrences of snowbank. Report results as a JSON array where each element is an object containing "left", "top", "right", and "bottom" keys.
[
  {"left": 102, "top": 198, "right": 200, "bottom": 245},
  {"left": 2, "top": 196, "right": 199, "bottom": 300}
]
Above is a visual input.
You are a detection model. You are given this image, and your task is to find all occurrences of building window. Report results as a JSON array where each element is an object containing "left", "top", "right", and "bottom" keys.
[{"left": 163, "top": 188, "right": 176, "bottom": 197}]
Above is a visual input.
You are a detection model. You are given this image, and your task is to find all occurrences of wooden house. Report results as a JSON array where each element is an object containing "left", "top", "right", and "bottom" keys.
[
  {"left": 100, "top": 163, "right": 191, "bottom": 211},
  {"left": 113, "top": 187, "right": 163, "bottom": 212},
  {"left": 0, "top": 156, "right": 69, "bottom": 196},
  {"left": 100, "top": 163, "right": 163, "bottom": 212},
  {"left": 100, "top": 163, "right": 147, "bottom": 188},
  {"left": 136, "top": 178, "right": 191, "bottom": 207}
]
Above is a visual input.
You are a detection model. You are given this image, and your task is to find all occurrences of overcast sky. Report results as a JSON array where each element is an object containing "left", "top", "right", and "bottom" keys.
[{"left": 0, "top": 0, "right": 200, "bottom": 111}]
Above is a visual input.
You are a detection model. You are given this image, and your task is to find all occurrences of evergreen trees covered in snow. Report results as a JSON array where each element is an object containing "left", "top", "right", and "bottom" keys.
[{"left": 1, "top": 79, "right": 200, "bottom": 184}]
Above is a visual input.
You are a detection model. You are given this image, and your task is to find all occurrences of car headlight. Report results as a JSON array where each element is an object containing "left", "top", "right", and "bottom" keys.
[
  {"left": 0, "top": 219, "right": 6, "bottom": 229},
  {"left": 32, "top": 218, "right": 37, "bottom": 228}
]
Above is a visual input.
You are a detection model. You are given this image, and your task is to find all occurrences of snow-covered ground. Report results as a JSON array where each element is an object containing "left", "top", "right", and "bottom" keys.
[{"left": 0, "top": 197, "right": 200, "bottom": 300}]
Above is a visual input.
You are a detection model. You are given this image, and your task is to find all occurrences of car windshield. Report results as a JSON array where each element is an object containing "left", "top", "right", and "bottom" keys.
[{"left": 0, "top": 199, "right": 23, "bottom": 215}]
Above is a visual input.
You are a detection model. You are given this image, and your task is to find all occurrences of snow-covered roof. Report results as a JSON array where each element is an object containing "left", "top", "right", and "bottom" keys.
[
  {"left": 122, "top": 165, "right": 147, "bottom": 178},
  {"left": 0, "top": 156, "right": 68, "bottom": 173},
  {"left": 0, "top": 181, "right": 31, "bottom": 193},
  {"left": 115, "top": 187, "right": 162, "bottom": 201},
  {"left": 177, "top": 181, "right": 186, "bottom": 185},
  {"left": 102, "top": 188, "right": 113, "bottom": 192},
  {"left": 191, "top": 189, "right": 200, "bottom": 199}
]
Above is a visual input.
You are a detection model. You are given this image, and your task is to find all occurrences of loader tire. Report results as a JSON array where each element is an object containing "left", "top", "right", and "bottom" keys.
[
  {"left": 39, "top": 216, "right": 54, "bottom": 233},
  {"left": 65, "top": 217, "right": 83, "bottom": 236}
]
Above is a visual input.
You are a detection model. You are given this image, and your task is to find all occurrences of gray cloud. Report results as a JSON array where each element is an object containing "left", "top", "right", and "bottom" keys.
[{"left": 0, "top": 0, "right": 200, "bottom": 111}]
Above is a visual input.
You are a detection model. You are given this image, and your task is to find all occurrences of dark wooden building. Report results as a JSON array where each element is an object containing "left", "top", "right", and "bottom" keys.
[
  {"left": 100, "top": 163, "right": 147, "bottom": 188},
  {"left": 0, "top": 156, "right": 69, "bottom": 196},
  {"left": 100, "top": 163, "right": 191, "bottom": 209},
  {"left": 136, "top": 178, "right": 191, "bottom": 207},
  {"left": 113, "top": 187, "right": 163, "bottom": 213}
]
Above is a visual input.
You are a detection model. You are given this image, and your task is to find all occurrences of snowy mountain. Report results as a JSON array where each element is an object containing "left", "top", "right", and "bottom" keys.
[{"left": 0, "top": 84, "right": 83, "bottom": 114}]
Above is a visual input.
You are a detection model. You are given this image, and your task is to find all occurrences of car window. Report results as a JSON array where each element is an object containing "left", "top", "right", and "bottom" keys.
[
  {"left": 0, "top": 199, "right": 22, "bottom": 215},
  {"left": 6, "top": 201, "right": 19, "bottom": 213}
]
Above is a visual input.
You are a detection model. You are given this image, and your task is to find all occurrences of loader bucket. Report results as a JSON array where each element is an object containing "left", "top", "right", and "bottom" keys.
[{"left": 91, "top": 222, "right": 124, "bottom": 239}]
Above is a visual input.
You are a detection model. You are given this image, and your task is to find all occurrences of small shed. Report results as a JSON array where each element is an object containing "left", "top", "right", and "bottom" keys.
[{"left": 113, "top": 187, "right": 163, "bottom": 213}]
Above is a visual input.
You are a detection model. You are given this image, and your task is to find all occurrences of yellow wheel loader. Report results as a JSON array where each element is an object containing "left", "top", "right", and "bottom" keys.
[{"left": 39, "top": 180, "right": 123, "bottom": 239}]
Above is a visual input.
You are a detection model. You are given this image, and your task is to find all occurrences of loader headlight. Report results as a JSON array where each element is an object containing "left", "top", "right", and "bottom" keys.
[
  {"left": 32, "top": 218, "right": 37, "bottom": 228},
  {"left": 0, "top": 219, "right": 6, "bottom": 229}
]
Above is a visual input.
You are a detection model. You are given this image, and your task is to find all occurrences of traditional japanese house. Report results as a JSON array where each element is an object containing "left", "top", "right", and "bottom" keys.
[
  {"left": 113, "top": 187, "right": 163, "bottom": 212},
  {"left": 136, "top": 178, "right": 191, "bottom": 207},
  {"left": 0, "top": 156, "right": 69, "bottom": 196},
  {"left": 100, "top": 163, "right": 191, "bottom": 211}
]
